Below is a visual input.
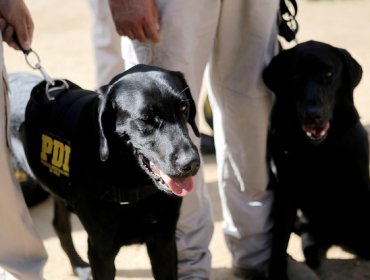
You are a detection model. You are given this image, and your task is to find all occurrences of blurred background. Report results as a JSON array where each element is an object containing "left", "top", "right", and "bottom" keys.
[{"left": 4, "top": 0, "right": 370, "bottom": 279}]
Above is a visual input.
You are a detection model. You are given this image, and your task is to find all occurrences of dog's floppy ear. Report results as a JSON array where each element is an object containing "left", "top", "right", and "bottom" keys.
[
  {"left": 263, "top": 49, "right": 292, "bottom": 93},
  {"left": 337, "top": 48, "right": 363, "bottom": 91},
  {"left": 185, "top": 87, "right": 200, "bottom": 137},
  {"left": 97, "top": 86, "right": 109, "bottom": 161},
  {"left": 95, "top": 71, "right": 130, "bottom": 161},
  {"left": 172, "top": 71, "right": 200, "bottom": 137}
]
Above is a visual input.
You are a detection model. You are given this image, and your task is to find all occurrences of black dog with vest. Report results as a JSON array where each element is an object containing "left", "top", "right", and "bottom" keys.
[
  {"left": 22, "top": 64, "right": 200, "bottom": 280},
  {"left": 263, "top": 41, "right": 370, "bottom": 279}
]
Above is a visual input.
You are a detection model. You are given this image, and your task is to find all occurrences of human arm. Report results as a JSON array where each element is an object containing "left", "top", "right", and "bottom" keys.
[
  {"left": 0, "top": 0, "right": 34, "bottom": 51},
  {"left": 108, "top": 0, "right": 160, "bottom": 43}
]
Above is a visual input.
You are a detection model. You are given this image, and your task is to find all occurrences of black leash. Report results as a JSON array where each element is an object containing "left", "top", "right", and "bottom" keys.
[
  {"left": 12, "top": 33, "right": 31, "bottom": 55},
  {"left": 278, "top": 0, "right": 299, "bottom": 44}
]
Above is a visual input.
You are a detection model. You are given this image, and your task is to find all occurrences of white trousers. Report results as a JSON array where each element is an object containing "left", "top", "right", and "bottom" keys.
[
  {"left": 121, "top": 0, "right": 279, "bottom": 277},
  {"left": 88, "top": 0, "right": 125, "bottom": 87},
  {"left": 206, "top": 1, "right": 279, "bottom": 269},
  {"left": 0, "top": 40, "right": 47, "bottom": 280}
]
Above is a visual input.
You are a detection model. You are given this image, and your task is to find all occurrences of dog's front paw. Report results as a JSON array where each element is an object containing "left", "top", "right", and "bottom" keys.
[
  {"left": 301, "top": 232, "right": 321, "bottom": 269},
  {"left": 74, "top": 266, "right": 92, "bottom": 280}
]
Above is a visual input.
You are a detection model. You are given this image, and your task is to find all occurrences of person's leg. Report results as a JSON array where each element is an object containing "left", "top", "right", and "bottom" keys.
[
  {"left": 88, "top": 0, "right": 124, "bottom": 87},
  {"left": 206, "top": 0, "right": 279, "bottom": 275},
  {"left": 121, "top": 1, "right": 221, "bottom": 278},
  {"left": 0, "top": 42, "right": 47, "bottom": 280}
]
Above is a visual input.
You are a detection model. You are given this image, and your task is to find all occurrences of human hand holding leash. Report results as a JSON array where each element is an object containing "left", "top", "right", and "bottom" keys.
[
  {"left": 0, "top": 0, "right": 34, "bottom": 51},
  {"left": 3, "top": 0, "right": 68, "bottom": 102},
  {"left": 108, "top": 0, "right": 160, "bottom": 43}
]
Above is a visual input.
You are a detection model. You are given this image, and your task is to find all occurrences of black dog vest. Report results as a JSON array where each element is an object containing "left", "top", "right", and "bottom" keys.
[
  {"left": 23, "top": 80, "right": 97, "bottom": 199},
  {"left": 23, "top": 80, "right": 158, "bottom": 204}
]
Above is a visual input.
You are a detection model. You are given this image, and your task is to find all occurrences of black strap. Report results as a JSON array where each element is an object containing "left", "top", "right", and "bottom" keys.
[
  {"left": 12, "top": 33, "right": 31, "bottom": 54},
  {"left": 278, "top": 0, "right": 299, "bottom": 43},
  {"left": 98, "top": 182, "right": 159, "bottom": 205}
]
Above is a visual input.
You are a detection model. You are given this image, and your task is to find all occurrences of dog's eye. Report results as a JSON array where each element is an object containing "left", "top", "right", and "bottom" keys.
[
  {"left": 140, "top": 114, "right": 150, "bottom": 122},
  {"left": 324, "top": 71, "right": 333, "bottom": 78},
  {"left": 179, "top": 102, "right": 188, "bottom": 113},
  {"left": 292, "top": 74, "right": 299, "bottom": 81},
  {"left": 322, "top": 71, "right": 334, "bottom": 84}
]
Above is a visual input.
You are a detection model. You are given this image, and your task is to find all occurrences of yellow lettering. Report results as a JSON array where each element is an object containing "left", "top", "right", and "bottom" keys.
[
  {"left": 62, "top": 145, "right": 71, "bottom": 172},
  {"left": 41, "top": 134, "right": 71, "bottom": 177},
  {"left": 51, "top": 140, "right": 65, "bottom": 168},
  {"left": 41, "top": 134, "right": 53, "bottom": 161}
]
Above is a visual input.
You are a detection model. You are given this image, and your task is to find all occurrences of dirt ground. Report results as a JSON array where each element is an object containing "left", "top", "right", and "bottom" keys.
[{"left": 4, "top": 0, "right": 370, "bottom": 279}]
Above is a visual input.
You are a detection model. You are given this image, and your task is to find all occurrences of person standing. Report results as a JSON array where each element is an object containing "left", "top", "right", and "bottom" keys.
[{"left": 0, "top": 0, "right": 47, "bottom": 279}]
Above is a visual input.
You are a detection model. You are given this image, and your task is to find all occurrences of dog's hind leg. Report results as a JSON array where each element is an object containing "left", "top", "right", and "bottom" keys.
[
  {"left": 342, "top": 226, "right": 370, "bottom": 260},
  {"left": 52, "top": 198, "right": 90, "bottom": 278}
]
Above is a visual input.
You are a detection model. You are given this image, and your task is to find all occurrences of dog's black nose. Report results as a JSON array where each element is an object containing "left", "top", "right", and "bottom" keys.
[
  {"left": 304, "top": 107, "right": 323, "bottom": 124},
  {"left": 179, "top": 157, "right": 200, "bottom": 175}
]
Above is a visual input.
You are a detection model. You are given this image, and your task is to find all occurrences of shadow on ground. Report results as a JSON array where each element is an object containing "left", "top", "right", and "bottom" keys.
[{"left": 318, "top": 259, "right": 370, "bottom": 280}]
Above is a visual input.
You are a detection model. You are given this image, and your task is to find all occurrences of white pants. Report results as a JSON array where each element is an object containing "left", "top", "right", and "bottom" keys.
[
  {"left": 121, "top": 0, "right": 279, "bottom": 277},
  {"left": 0, "top": 40, "right": 47, "bottom": 280},
  {"left": 88, "top": 0, "right": 125, "bottom": 87},
  {"left": 206, "top": 1, "right": 279, "bottom": 269}
]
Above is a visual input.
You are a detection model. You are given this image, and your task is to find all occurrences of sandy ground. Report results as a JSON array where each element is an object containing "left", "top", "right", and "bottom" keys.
[{"left": 3, "top": 0, "right": 370, "bottom": 279}]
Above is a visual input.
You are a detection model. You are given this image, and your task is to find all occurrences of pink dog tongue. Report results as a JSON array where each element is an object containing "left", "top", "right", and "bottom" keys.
[
  {"left": 150, "top": 162, "right": 194, "bottom": 196},
  {"left": 161, "top": 174, "right": 194, "bottom": 196}
]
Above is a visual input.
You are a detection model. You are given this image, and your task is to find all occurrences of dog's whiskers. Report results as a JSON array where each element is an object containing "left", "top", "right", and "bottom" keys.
[
  {"left": 155, "top": 120, "right": 164, "bottom": 140},
  {"left": 176, "top": 86, "right": 189, "bottom": 95}
]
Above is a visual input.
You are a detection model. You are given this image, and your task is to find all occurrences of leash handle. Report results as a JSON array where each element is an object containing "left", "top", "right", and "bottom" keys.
[
  {"left": 12, "top": 33, "right": 31, "bottom": 54},
  {"left": 12, "top": 33, "right": 69, "bottom": 101},
  {"left": 279, "top": 0, "right": 299, "bottom": 44},
  {"left": 12, "top": 33, "right": 54, "bottom": 84}
]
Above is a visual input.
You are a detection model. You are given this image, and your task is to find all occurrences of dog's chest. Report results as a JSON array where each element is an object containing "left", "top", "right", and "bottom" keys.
[
  {"left": 79, "top": 192, "right": 181, "bottom": 245},
  {"left": 271, "top": 122, "right": 370, "bottom": 211}
]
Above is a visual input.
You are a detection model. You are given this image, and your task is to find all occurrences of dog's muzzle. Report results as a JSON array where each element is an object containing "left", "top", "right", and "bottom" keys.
[{"left": 302, "top": 121, "right": 330, "bottom": 143}]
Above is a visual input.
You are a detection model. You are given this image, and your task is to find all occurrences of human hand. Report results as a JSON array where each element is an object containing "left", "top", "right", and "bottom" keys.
[
  {"left": 0, "top": 0, "right": 34, "bottom": 51},
  {"left": 108, "top": 0, "right": 160, "bottom": 43}
]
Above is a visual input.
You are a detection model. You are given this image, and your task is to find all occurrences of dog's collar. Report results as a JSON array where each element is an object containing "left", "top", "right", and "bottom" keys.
[{"left": 97, "top": 182, "right": 159, "bottom": 205}]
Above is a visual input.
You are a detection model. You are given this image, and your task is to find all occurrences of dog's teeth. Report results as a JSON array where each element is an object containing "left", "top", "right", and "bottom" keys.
[{"left": 306, "top": 132, "right": 312, "bottom": 137}]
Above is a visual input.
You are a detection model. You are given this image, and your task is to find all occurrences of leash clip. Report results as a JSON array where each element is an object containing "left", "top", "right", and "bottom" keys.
[
  {"left": 25, "top": 50, "right": 54, "bottom": 84},
  {"left": 24, "top": 49, "right": 69, "bottom": 101},
  {"left": 13, "top": 34, "right": 69, "bottom": 101}
]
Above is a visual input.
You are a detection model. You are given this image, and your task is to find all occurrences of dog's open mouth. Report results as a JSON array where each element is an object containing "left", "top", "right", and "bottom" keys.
[
  {"left": 138, "top": 154, "right": 194, "bottom": 196},
  {"left": 302, "top": 122, "right": 330, "bottom": 142}
]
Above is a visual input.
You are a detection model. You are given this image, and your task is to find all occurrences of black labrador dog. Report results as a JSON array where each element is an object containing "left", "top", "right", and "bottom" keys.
[
  {"left": 20, "top": 64, "right": 200, "bottom": 280},
  {"left": 263, "top": 40, "right": 370, "bottom": 279}
]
